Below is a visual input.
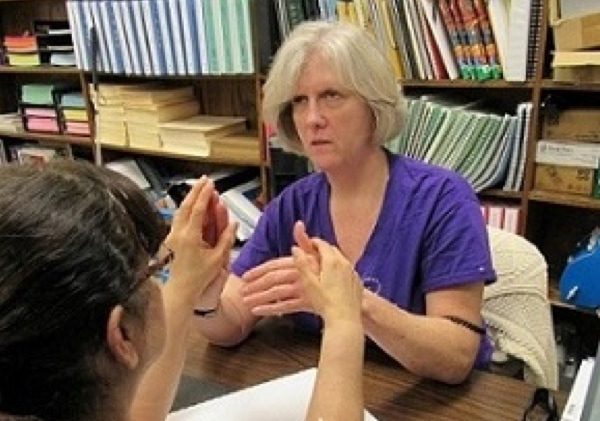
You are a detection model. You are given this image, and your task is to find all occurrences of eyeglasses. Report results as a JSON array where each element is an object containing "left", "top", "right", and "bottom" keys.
[{"left": 127, "top": 244, "right": 174, "bottom": 298}]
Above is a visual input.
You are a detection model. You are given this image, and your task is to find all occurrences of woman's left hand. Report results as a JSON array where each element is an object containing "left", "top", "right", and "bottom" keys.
[
  {"left": 240, "top": 221, "right": 318, "bottom": 316},
  {"left": 241, "top": 256, "right": 311, "bottom": 315}
]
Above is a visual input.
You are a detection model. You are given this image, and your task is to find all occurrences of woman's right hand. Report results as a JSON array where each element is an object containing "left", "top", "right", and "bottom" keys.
[
  {"left": 292, "top": 239, "right": 363, "bottom": 327},
  {"left": 164, "top": 176, "right": 236, "bottom": 307}
]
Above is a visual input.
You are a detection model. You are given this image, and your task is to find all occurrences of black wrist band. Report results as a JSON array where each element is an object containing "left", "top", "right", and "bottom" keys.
[{"left": 443, "top": 315, "right": 486, "bottom": 335}]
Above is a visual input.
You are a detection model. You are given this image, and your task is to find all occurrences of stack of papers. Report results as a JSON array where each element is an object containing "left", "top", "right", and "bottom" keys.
[
  {"left": 159, "top": 115, "right": 247, "bottom": 156},
  {"left": 167, "top": 368, "right": 378, "bottom": 421}
]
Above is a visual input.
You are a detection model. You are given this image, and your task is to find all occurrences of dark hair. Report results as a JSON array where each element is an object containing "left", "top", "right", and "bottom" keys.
[{"left": 0, "top": 160, "right": 166, "bottom": 421}]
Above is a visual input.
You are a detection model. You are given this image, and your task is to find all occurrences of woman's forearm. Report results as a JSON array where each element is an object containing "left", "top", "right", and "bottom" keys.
[
  {"left": 361, "top": 291, "right": 480, "bottom": 384},
  {"left": 307, "top": 321, "right": 365, "bottom": 421},
  {"left": 195, "top": 275, "right": 258, "bottom": 346}
]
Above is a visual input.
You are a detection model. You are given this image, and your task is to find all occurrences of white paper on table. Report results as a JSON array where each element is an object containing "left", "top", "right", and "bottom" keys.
[{"left": 167, "top": 367, "right": 378, "bottom": 421}]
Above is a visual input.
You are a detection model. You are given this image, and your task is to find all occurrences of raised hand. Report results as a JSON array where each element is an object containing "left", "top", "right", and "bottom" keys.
[
  {"left": 292, "top": 239, "right": 363, "bottom": 326},
  {"left": 164, "top": 176, "right": 236, "bottom": 306}
]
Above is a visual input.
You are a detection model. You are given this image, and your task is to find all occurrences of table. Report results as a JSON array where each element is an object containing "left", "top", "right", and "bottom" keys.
[{"left": 181, "top": 318, "right": 565, "bottom": 420}]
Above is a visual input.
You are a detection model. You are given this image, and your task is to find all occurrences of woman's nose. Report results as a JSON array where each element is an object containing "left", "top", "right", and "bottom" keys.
[{"left": 305, "top": 99, "right": 326, "bottom": 127}]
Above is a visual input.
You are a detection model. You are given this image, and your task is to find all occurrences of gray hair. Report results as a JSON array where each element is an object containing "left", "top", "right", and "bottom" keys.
[{"left": 262, "top": 20, "right": 407, "bottom": 155}]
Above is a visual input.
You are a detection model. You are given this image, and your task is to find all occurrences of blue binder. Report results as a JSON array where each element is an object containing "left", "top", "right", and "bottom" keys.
[{"left": 560, "top": 227, "right": 600, "bottom": 310}]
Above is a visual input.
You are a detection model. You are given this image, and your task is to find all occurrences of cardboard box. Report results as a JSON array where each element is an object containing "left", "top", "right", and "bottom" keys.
[
  {"left": 553, "top": 66, "right": 600, "bottom": 83},
  {"left": 534, "top": 164, "right": 594, "bottom": 196},
  {"left": 550, "top": 0, "right": 600, "bottom": 51},
  {"left": 542, "top": 108, "right": 600, "bottom": 141},
  {"left": 552, "top": 51, "right": 600, "bottom": 83},
  {"left": 550, "top": 0, "right": 600, "bottom": 23},
  {"left": 553, "top": 12, "right": 600, "bottom": 51}
]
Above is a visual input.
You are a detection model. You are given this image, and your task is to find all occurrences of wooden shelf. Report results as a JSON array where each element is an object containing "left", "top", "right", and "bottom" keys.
[
  {"left": 99, "top": 133, "right": 263, "bottom": 167},
  {"left": 83, "top": 71, "right": 257, "bottom": 82},
  {"left": 0, "top": 129, "right": 92, "bottom": 146},
  {"left": 479, "top": 188, "right": 523, "bottom": 200},
  {"left": 0, "top": 65, "right": 80, "bottom": 75},
  {"left": 528, "top": 190, "right": 600, "bottom": 210},
  {"left": 549, "top": 283, "right": 599, "bottom": 317},
  {"left": 400, "top": 79, "right": 535, "bottom": 89}
]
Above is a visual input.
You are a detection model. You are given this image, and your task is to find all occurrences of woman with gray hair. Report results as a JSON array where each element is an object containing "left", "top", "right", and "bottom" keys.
[{"left": 195, "top": 21, "right": 496, "bottom": 385}]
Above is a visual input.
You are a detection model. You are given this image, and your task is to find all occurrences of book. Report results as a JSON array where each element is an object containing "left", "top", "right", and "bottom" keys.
[
  {"left": 504, "top": 0, "right": 531, "bottom": 82},
  {"left": 62, "top": 108, "right": 88, "bottom": 121},
  {"left": 64, "top": 121, "right": 91, "bottom": 136},
  {"left": 210, "top": 134, "right": 261, "bottom": 162},
  {"left": 106, "top": 158, "right": 153, "bottom": 190},
  {"left": 98, "top": 0, "right": 123, "bottom": 74},
  {"left": 7, "top": 53, "right": 40, "bottom": 66},
  {"left": 111, "top": 0, "right": 134, "bottom": 74},
  {"left": 438, "top": 0, "right": 471, "bottom": 79},
  {"left": 66, "top": 1, "right": 88, "bottom": 70},
  {"left": 160, "top": 114, "right": 246, "bottom": 133},
  {"left": 419, "top": 0, "right": 459, "bottom": 79},
  {"left": 125, "top": 100, "right": 199, "bottom": 124},
  {"left": 168, "top": 0, "right": 187, "bottom": 75},
  {"left": 120, "top": 0, "right": 143, "bottom": 75},
  {"left": 132, "top": 0, "right": 153, "bottom": 75},
  {"left": 193, "top": 0, "right": 209, "bottom": 73},
  {"left": 88, "top": 0, "right": 111, "bottom": 72},
  {"left": 159, "top": 114, "right": 246, "bottom": 142},
  {"left": 180, "top": 0, "right": 201, "bottom": 74},
  {"left": 221, "top": 177, "right": 262, "bottom": 241},
  {"left": 0, "top": 112, "right": 22, "bottom": 132},
  {"left": 120, "top": 84, "right": 195, "bottom": 106},
  {"left": 156, "top": 0, "right": 176, "bottom": 75}
]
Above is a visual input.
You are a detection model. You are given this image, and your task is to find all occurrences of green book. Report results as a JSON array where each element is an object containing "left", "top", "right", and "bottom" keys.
[{"left": 22, "top": 84, "right": 55, "bottom": 105}]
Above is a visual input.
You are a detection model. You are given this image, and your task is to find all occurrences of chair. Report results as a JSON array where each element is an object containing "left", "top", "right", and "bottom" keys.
[{"left": 483, "top": 226, "right": 559, "bottom": 390}]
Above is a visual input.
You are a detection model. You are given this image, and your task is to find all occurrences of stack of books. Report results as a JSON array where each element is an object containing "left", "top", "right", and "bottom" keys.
[
  {"left": 3, "top": 33, "right": 39, "bottom": 66},
  {"left": 66, "top": 0, "right": 255, "bottom": 75},
  {"left": 58, "top": 91, "right": 89, "bottom": 136},
  {"left": 20, "top": 84, "right": 63, "bottom": 134},
  {"left": 0, "top": 113, "right": 23, "bottom": 133},
  {"left": 389, "top": 95, "right": 532, "bottom": 192},
  {"left": 90, "top": 84, "right": 131, "bottom": 146},
  {"left": 122, "top": 84, "right": 199, "bottom": 149}
]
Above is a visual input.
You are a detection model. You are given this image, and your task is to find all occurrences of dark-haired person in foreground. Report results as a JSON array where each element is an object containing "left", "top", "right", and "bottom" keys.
[{"left": 0, "top": 160, "right": 364, "bottom": 421}]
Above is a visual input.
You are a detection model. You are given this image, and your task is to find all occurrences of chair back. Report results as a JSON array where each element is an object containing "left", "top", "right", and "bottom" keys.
[{"left": 483, "top": 226, "right": 559, "bottom": 389}]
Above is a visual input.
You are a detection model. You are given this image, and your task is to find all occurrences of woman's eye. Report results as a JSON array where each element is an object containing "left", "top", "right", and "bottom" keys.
[{"left": 291, "top": 96, "right": 307, "bottom": 105}]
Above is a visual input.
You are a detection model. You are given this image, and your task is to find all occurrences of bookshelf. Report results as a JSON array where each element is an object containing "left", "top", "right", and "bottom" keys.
[
  {"left": 0, "top": 0, "right": 271, "bottom": 197},
  {"left": 395, "top": 0, "right": 600, "bottom": 331}
]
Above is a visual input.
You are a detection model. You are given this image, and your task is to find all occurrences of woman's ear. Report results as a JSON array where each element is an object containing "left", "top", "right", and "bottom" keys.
[{"left": 106, "top": 305, "right": 140, "bottom": 370}]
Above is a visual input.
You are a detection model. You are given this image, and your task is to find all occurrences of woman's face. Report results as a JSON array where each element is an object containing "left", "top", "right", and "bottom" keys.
[{"left": 291, "top": 53, "right": 376, "bottom": 172}]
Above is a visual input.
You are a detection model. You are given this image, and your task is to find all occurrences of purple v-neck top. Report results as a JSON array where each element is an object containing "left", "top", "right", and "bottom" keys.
[{"left": 232, "top": 152, "right": 496, "bottom": 368}]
